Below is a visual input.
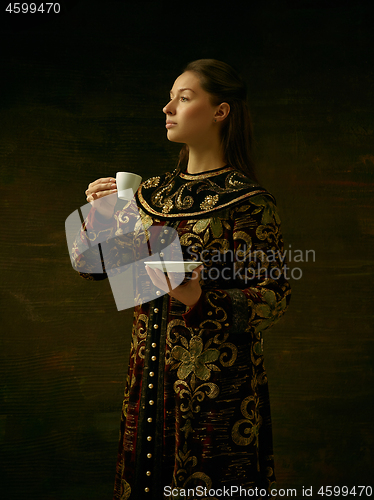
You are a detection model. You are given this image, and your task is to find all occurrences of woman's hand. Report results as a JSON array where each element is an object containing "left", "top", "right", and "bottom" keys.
[
  {"left": 145, "top": 265, "right": 204, "bottom": 308},
  {"left": 85, "top": 177, "right": 118, "bottom": 219}
]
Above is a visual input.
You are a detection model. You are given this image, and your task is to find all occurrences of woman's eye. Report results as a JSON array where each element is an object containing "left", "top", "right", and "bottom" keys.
[{"left": 168, "top": 96, "right": 188, "bottom": 102}]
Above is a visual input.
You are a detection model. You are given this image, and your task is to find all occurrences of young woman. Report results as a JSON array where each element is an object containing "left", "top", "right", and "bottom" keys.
[{"left": 73, "top": 59, "right": 291, "bottom": 500}]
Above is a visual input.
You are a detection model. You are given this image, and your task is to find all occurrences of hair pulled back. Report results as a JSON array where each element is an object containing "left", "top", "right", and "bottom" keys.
[{"left": 177, "top": 59, "right": 258, "bottom": 183}]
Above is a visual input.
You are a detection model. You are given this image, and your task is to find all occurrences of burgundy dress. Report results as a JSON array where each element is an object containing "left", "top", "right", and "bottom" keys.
[{"left": 71, "top": 166, "right": 291, "bottom": 500}]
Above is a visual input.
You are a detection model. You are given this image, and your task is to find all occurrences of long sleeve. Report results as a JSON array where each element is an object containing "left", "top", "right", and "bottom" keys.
[
  {"left": 182, "top": 194, "right": 291, "bottom": 335},
  {"left": 70, "top": 200, "right": 143, "bottom": 281}
]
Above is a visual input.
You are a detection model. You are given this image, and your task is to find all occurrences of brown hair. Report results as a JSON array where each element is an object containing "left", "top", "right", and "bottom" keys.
[{"left": 177, "top": 59, "right": 258, "bottom": 183}]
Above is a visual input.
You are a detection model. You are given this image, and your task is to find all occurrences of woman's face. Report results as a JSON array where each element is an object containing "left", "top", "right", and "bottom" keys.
[{"left": 163, "top": 71, "right": 219, "bottom": 147}]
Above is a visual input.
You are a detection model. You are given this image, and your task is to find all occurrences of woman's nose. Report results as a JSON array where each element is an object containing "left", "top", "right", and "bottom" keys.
[{"left": 163, "top": 100, "right": 174, "bottom": 115}]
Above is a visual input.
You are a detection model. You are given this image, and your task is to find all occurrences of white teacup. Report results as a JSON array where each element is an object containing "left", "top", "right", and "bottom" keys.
[{"left": 116, "top": 172, "right": 142, "bottom": 200}]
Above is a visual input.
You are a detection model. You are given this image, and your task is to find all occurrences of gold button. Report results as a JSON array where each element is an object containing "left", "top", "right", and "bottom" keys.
[
  {"left": 151, "top": 355, "right": 156, "bottom": 361},
  {"left": 146, "top": 471, "right": 151, "bottom": 476},
  {"left": 149, "top": 372, "right": 154, "bottom": 377},
  {"left": 208, "top": 311, "right": 212, "bottom": 316},
  {"left": 147, "top": 453, "right": 152, "bottom": 458},
  {"left": 154, "top": 308, "right": 159, "bottom": 313},
  {"left": 149, "top": 400, "right": 154, "bottom": 405},
  {"left": 147, "top": 417, "right": 152, "bottom": 423},
  {"left": 153, "top": 324, "right": 159, "bottom": 329},
  {"left": 147, "top": 435, "right": 152, "bottom": 441},
  {"left": 156, "top": 291, "right": 161, "bottom": 296},
  {"left": 160, "top": 252, "right": 164, "bottom": 257},
  {"left": 145, "top": 487, "right": 150, "bottom": 492},
  {"left": 148, "top": 383, "right": 153, "bottom": 389},
  {"left": 161, "top": 239, "right": 165, "bottom": 244},
  {"left": 225, "top": 323, "right": 229, "bottom": 327},
  {"left": 151, "top": 342, "right": 157, "bottom": 348},
  {"left": 164, "top": 229, "right": 169, "bottom": 234}
]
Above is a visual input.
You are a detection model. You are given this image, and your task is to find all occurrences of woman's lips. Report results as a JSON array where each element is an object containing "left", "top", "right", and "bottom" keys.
[{"left": 166, "top": 123, "right": 177, "bottom": 129}]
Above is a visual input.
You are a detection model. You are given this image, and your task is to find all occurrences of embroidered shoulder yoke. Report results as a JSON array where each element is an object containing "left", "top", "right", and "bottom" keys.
[{"left": 137, "top": 166, "right": 275, "bottom": 219}]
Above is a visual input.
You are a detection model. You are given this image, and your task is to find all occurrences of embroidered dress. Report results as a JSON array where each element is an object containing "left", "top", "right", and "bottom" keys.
[{"left": 71, "top": 166, "right": 291, "bottom": 500}]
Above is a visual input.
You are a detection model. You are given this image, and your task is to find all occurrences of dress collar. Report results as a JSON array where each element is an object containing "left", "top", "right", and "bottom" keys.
[
  {"left": 180, "top": 164, "right": 230, "bottom": 178},
  {"left": 136, "top": 166, "right": 274, "bottom": 220}
]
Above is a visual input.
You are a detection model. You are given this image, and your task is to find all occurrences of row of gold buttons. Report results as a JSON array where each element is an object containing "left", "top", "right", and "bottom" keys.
[{"left": 144, "top": 305, "right": 160, "bottom": 493}]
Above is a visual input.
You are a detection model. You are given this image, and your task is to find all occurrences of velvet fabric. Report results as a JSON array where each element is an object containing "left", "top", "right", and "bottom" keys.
[{"left": 71, "top": 166, "right": 291, "bottom": 500}]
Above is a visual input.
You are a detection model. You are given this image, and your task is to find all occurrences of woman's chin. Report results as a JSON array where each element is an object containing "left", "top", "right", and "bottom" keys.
[{"left": 166, "top": 132, "right": 184, "bottom": 144}]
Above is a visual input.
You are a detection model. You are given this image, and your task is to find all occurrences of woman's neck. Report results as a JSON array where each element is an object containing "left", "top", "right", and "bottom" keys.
[{"left": 186, "top": 145, "right": 226, "bottom": 175}]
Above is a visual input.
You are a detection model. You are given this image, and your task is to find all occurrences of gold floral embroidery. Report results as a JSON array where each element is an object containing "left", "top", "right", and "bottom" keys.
[
  {"left": 251, "top": 290, "right": 289, "bottom": 333},
  {"left": 166, "top": 319, "right": 190, "bottom": 346},
  {"left": 152, "top": 181, "right": 174, "bottom": 206},
  {"left": 142, "top": 176, "right": 160, "bottom": 189},
  {"left": 134, "top": 208, "right": 153, "bottom": 241},
  {"left": 179, "top": 218, "right": 230, "bottom": 266},
  {"left": 182, "top": 471, "right": 213, "bottom": 491},
  {"left": 193, "top": 216, "right": 223, "bottom": 239},
  {"left": 175, "top": 185, "right": 194, "bottom": 210},
  {"left": 199, "top": 290, "right": 228, "bottom": 330},
  {"left": 231, "top": 395, "right": 262, "bottom": 447},
  {"left": 120, "top": 479, "right": 131, "bottom": 500},
  {"left": 173, "top": 380, "right": 220, "bottom": 417},
  {"left": 249, "top": 195, "right": 280, "bottom": 225},
  {"left": 121, "top": 374, "right": 130, "bottom": 419},
  {"left": 162, "top": 198, "right": 174, "bottom": 213},
  {"left": 138, "top": 167, "right": 272, "bottom": 218},
  {"left": 226, "top": 171, "right": 247, "bottom": 188},
  {"left": 171, "top": 470, "right": 215, "bottom": 498},
  {"left": 200, "top": 194, "right": 219, "bottom": 210},
  {"left": 130, "top": 313, "right": 148, "bottom": 361},
  {"left": 171, "top": 336, "right": 220, "bottom": 381},
  {"left": 176, "top": 442, "right": 198, "bottom": 472},
  {"left": 256, "top": 223, "right": 277, "bottom": 243},
  {"left": 218, "top": 342, "right": 238, "bottom": 367}
]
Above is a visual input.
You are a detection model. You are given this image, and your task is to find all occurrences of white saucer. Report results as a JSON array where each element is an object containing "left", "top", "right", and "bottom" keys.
[{"left": 144, "top": 261, "right": 203, "bottom": 273}]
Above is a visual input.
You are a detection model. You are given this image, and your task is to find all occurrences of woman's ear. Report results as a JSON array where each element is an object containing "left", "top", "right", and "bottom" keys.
[{"left": 214, "top": 102, "right": 230, "bottom": 122}]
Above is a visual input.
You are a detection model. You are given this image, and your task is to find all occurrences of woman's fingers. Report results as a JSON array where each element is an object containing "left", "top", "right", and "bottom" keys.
[
  {"left": 145, "top": 265, "right": 204, "bottom": 292},
  {"left": 145, "top": 266, "right": 185, "bottom": 291},
  {"left": 85, "top": 177, "right": 117, "bottom": 203},
  {"left": 86, "top": 179, "right": 116, "bottom": 194},
  {"left": 89, "top": 177, "right": 116, "bottom": 188},
  {"left": 190, "top": 265, "right": 204, "bottom": 281},
  {"left": 87, "top": 188, "right": 117, "bottom": 201},
  {"left": 86, "top": 177, "right": 115, "bottom": 191},
  {"left": 145, "top": 266, "right": 171, "bottom": 292},
  {"left": 86, "top": 190, "right": 117, "bottom": 204},
  {"left": 145, "top": 264, "right": 203, "bottom": 307}
]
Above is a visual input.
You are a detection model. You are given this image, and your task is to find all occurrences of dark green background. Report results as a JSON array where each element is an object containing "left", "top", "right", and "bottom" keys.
[{"left": 0, "top": 1, "right": 373, "bottom": 498}]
